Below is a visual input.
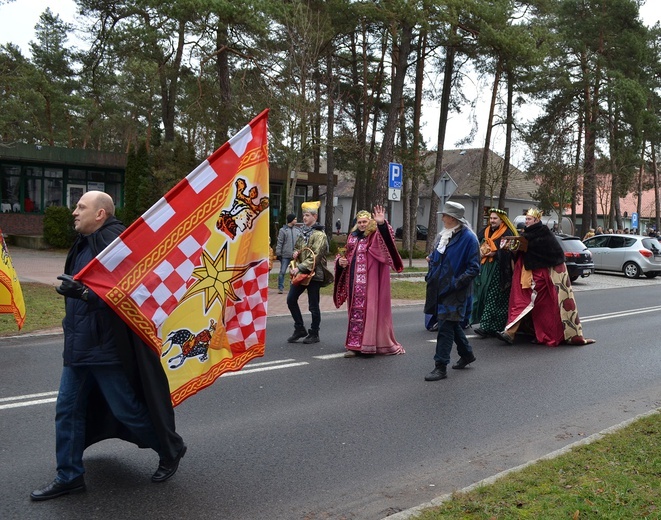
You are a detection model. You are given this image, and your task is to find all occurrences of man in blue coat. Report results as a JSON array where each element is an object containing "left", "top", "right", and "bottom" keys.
[
  {"left": 31, "top": 191, "right": 186, "bottom": 501},
  {"left": 424, "top": 201, "right": 480, "bottom": 381}
]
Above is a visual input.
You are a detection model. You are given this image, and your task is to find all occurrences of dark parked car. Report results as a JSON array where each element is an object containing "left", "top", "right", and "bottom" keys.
[
  {"left": 395, "top": 224, "right": 428, "bottom": 241},
  {"left": 555, "top": 234, "right": 594, "bottom": 282}
]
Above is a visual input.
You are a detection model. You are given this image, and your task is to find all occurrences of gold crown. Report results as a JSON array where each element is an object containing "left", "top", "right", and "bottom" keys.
[
  {"left": 526, "top": 207, "right": 543, "bottom": 219},
  {"left": 301, "top": 200, "right": 321, "bottom": 213},
  {"left": 355, "top": 210, "right": 371, "bottom": 219}
]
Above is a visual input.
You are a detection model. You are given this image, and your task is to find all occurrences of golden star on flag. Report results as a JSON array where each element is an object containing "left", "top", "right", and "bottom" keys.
[{"left": 181, "top": 243, "right": 249, "bottom": 315}]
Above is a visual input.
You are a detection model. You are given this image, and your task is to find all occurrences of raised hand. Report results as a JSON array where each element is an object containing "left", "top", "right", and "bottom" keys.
[{"left": 372, "top": 205, "right": 386, "bottom": 225}]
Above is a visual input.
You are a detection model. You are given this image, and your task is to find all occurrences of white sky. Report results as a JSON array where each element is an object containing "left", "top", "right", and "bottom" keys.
[{"left": 1, "top": 0, "right": 660, "bottom": 160}]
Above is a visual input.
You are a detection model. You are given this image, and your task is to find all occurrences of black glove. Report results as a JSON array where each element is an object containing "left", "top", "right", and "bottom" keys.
[{"left": 56, "top": 274, "right": 87, "bottom": 299}]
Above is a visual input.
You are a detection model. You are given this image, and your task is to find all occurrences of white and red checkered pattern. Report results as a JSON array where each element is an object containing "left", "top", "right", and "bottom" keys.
[
  {"left": 76, "top": 110, "right": 269, "bottom": 406},
  {"left": 225, "top": 259, "right": 269, "bottom": 351},
  {"left": 129, "top": 227, "right": 211, "bottom": 328}
]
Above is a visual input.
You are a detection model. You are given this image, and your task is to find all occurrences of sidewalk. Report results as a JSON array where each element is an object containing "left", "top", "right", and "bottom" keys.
[{"left": 10, "top": 246, "right": 425, "bottom": 318}]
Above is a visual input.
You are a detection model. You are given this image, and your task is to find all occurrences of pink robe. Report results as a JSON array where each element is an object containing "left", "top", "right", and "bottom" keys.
[{"left": 333, "top": 224, "right": 405, "bottom": 355}]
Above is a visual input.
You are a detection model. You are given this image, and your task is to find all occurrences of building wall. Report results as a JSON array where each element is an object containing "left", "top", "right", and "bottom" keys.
[{"left": 0, "top": 213, "right": 44, "bottom": 235}]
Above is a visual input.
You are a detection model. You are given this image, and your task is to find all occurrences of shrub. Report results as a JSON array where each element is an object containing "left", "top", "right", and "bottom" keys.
[
  {"left": 328, "top": 237, "right": 339, "bottom": 255},
  {"left": 43, "top": 206, "right": 75, "bottom": 249},
  {"left": 398, "top": 247, "right": 428, "bottom": 259}
]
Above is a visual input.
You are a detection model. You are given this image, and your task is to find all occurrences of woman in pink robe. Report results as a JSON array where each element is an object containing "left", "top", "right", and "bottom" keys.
[{"left": 333, "top": 206, "right": 405, "bottom": 357}]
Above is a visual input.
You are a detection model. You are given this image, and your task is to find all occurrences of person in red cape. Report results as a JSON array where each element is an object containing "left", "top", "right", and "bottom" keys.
[
  {"left": 333, "top": 205, "right": 405, "bottom": 357},
  {"left": 31, "top": 191, "right": 186, "bottom": 502},
  {"left": 498, "top": 207, "right": 595, "bottom": 347}
]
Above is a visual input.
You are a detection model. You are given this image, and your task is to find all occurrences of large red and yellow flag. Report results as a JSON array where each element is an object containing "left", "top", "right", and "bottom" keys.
[
  {"left": 77, "top": 110, "right": 270, "bottom": 406},
  {"left": 0, "top": 231, "right": 26, "bottom": 330}
]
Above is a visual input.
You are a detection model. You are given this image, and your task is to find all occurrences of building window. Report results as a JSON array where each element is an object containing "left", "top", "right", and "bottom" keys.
[
  {"left": 25, "top": 176, "right": 42, "bottom": 212},
  {"left": 105, "top": 183, "right": 122, "bottom": 207},
  {"left": 293, "top": 185, "right": 307, "bottom": 218},
  {"left": 270, "top": 185, "right": 282, "bottom": 220},
  {"left": 68, "top": 169, "right": 86, "bottom": 180},
  {"left": 44, "top": 168, "right": 63, "bottom": 208},
  {"left": 1, "top": 165, "right": 21, "bottom": 212}
]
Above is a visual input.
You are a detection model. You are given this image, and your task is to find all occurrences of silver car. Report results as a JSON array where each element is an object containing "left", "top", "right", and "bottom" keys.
[{"left": 583, "top": 234, "right": 661, "bottom": 278}]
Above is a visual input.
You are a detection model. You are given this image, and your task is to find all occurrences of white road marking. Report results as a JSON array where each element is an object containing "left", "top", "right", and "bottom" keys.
[{"left": 4, "top": 306, "right": 657, "bottom": 411}]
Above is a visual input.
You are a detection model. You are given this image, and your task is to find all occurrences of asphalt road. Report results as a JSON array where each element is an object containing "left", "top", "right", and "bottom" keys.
[{"left": 2, "top": 277, "right": 661, "bottom": 519}]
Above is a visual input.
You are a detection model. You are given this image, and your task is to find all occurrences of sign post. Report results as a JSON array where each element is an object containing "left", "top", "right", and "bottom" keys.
[
  {"left": 631, "top": 212, "right": 639, "bottom": 233},
  {"left": 432, "top": 172, "right": 458, "bottom": 207},
  {"left": 388, "top": 162, "right": 402, "bottom": 201}
]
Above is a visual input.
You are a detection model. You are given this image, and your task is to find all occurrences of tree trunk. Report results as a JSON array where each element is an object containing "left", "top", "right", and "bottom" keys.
[
  {"left": 372, "top": 22, "right": 413, "bottom": 206},
  {"left": 159, "top": 19, "right": 186, "bottom": 142},
  {"left": 324, "top": 50, "right": 335, "bottom": 242},
  {"left": 216, "top": 21, "right": 231, "bottom": 144},
  {"left": 498, "top": 67, "right": 514, "bottom": 209},
  {"left": 479, "top": 58, "right": 501, "bottom": 225},
  {"left": 407, "top": 29, "right": 426, "bottom": 264},
  {"left": 427, "top": 28, "right": 456, "bottom": 252},
  {"left": 653, "top": 142, "right": 660, "bottom": 232}
]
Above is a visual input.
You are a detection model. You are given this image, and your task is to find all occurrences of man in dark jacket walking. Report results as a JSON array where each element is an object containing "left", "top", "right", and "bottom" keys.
[
  {"left": 31, "top": 191, "right": 187, "bottom": 501},
  {"left": 424, "top": 201, "right": 480, "bottom": 381},
  {"left": 275, "top": 213, "right": 301, "bottom": 294}
]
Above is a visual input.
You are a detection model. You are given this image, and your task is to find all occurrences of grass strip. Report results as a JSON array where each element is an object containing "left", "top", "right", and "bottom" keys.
[{"left": 416, "top": 411, "right": 661, "bottom": 519}]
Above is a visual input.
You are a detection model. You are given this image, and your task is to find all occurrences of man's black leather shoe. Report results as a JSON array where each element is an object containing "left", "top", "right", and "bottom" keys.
[
  {"left": 152, "top": 444, "right": 187, "bottom": 483},
  {"left": 424, "top": 363, "right": 447, "bottom": 381},
  {"left": 30, "top": 476, "right": 86, "bottom": 501},
  {"left": 452, "top": 354, "right": 476, "bottom": 369},
  {"left": 287, "top": 329, "right": 308, "bottom": 343},
  {"left": 302, "top": 329, "right": 319, "bottom": 344}
]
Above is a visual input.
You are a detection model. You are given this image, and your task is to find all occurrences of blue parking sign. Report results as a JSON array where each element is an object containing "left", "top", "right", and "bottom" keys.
[
  {"left": 389, "top": 163, "right": 403, "bottom": 189},
  {"left": 632, "top": 212, "right": 638, "bottom": 230}
]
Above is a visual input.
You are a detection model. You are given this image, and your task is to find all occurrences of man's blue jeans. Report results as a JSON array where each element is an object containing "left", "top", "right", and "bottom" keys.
[
  {"left": 434, "top": 319, "right": 473, "bottom": 366},
  {"left": 278, "top": 257, "right": 292, "bottom": 291},
  {"left": 287, "top": 280, "right": 321, "bottom": 332},
  {"left": 55, "top": 365, "right": 162, "bottom": 483}
]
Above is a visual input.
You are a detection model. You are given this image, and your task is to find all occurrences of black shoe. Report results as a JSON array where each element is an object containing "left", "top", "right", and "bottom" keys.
[
  {"left": 452, "top": 354, "right": 476, "bottom": 369},
  {"left": 424, "top": 364, "right": 447, "bottom": 381},
  {"left": 152, "top": 444, "right": 187, "bottom": 483},
  {"left": 31, "top": 476, "right": 86, "bottom": 501},
  {"left": 302, "top": 330, "right": 319, "bottom": 344},
  {"left": 287, "top": 329, "right": 308, "bottom": 343},
  {"left": 497, "top": 331, "right": 514, "bottom": 345},
  {"left": 474, "top": 328, "right": 489, "bottom": 338}
]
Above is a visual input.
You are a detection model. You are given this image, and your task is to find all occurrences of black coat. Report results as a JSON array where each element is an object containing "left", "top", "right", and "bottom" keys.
[
  {"left": 520, "top": 221, "right": 565, "bottom": 270},
  {"left": 63, "top": 219, "right": 125, "bottom": 366},
  {"left": 65, "top": 217, "right": 184, "bottom": 459}
]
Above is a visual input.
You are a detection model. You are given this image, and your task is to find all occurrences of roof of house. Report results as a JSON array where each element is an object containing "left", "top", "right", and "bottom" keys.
[
  {"left": 573, "top": 175, "right": 659, "bottom": 219},
  {"left": 322, "top": 148, "right": 538, "bottom": 201}
]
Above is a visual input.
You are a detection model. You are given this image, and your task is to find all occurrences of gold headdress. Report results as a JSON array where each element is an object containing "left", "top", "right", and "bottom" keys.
[
  {"left": 301, "top": 200, "right": 321, "bottom": 213},
  {"left": 351, "top": 209, "right": 376, "bottom": 236},
  {"left": 489, "top": 208, "right": 518, "bottom": 236},
  {"left": 526, "top": 207, "right": 543, "bottom": 220}
]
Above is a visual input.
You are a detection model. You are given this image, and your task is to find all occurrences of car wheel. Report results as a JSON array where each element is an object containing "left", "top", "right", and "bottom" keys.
[
  {"left": 644, "top": 272, "right": 659, "bottom": 279},
  {"left": 623, "top": 261, "right": 641, "bottom": 279},
  {"left": 570, "top": 275, "right": 578, "bottom": 282}
]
